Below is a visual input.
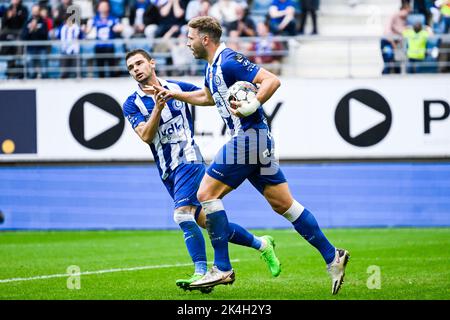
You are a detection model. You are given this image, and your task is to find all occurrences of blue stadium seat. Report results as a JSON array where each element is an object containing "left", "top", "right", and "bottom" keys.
[
  {"left": 126, "top": 41, "right": 152, "bottom": 53},
  {"left": 407, "top": 13, "right": 426, "bottom": 26},
  {"left": 421, "top": 37, "right": 441, "bottom": 73},
  {"left": 80, "top": 43, "right": 96, "bottom": 78},
  {"left": 251, "top": 0, "right": 273, "bottom": 24},
  {"left": 109, "top": 0, "right": 127, "bottom": 18},
  {"left": 81, "top": 42, "right": 95, "bottom": 58},
  {"left": 47, "top": 44, "right": 61, "bottom": 79},
  {"left": 0, "top": 57, "right": 8, "bottom": 80}
]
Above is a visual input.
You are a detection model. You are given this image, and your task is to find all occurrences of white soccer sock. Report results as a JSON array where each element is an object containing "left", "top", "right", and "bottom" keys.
[
  {"left": 282, "top": 200, "right": 305, "bottom": 222},
  {"left": 256, "top": 236, "right": 267, "bottom": 251}
]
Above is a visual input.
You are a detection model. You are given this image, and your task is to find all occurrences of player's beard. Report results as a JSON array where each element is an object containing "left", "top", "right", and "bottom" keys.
[{"left": 192, "top": 45, "right": 207, "bottom": 60}]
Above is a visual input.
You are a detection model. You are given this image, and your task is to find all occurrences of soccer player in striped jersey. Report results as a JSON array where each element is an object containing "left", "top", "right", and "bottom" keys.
[
  {"left": 153, "top": 17, "right": 350, "bottom": 295},
  {"left": 122, "top": 49, "right": 281, "bottom": 290}
]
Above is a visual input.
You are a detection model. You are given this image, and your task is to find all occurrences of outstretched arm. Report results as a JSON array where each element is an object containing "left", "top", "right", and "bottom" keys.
[{"left": 153, "top": 85, "right": 215, "bottom": 106}]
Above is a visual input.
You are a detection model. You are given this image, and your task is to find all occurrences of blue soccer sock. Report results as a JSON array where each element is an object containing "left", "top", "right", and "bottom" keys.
[
  {"left": 177, "top": 217, "right": 207, "bottom": 275},
  {"left": 202, "top": 200, "right": 232, "bottom": 271},
  {"left": 283, "top": 200, "right": 336, "bottom": 264},
  {"left": 228, "top": 222, "right": 263, "bottom": 250}
]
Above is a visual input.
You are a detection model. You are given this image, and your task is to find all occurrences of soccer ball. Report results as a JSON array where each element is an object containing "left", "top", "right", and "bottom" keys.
[{"left": 228, "top": 81, "right": 258, "bottom": 108}]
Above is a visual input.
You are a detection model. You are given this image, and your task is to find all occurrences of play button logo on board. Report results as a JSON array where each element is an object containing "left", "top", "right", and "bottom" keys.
[
  {"left": 69, "top": 93, "right": 125, "bottom": 150},
  {"left": 335, "top": 89, "right": 392, "bottom": 147}
]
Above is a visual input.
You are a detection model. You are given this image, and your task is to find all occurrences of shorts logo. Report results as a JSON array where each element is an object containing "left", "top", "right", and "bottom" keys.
[
  {"left": 212, "top": 168, "right": 224, "bottom": 177},
  {"left": 176, "top": 197, "right": 190, "bottom": 204}
]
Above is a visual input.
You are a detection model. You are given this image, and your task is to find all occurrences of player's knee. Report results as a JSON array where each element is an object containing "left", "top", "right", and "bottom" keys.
[
  {"left": 197, "top": 188, "right": 213, "bottom": 203},
  {"left": 270, "top": 199, "right": 293, "bottom": 214},
  {"left": 173, "top": 209, "right": 195, "bottom": 225}
]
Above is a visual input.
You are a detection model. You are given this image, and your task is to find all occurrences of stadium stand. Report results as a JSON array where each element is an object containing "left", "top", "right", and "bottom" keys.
[{"left": 0, "top": 0, "right": 449, "bottom": 79}]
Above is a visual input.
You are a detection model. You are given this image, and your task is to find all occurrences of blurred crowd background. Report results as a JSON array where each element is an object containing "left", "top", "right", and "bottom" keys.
[{"left": 0, "top": 0, "right": 449, "bottom": 79}]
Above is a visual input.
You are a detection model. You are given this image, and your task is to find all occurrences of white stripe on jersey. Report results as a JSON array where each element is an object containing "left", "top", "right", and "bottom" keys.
[
  {"left": 165, "top": 81, "right": 199, "bottom": 172},
  {"left": 180, "top": 107, "right": 197, "bottom": 162},
  {"left": 134, "top": 94, "right": 149, "bottom": 117},
  {"left": 207, "top": 45, "right": 242, "bottom": 137},
  {"left": 135, "top": 94, "right": 167, "bottom": 175},
  {"left": 215, "top": 56, "right": 241, "bottom": 135}
]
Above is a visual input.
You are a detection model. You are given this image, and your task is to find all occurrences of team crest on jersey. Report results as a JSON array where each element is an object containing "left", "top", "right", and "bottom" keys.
[
  {"left": 172, "top": 99, "right": 183, "bottom": 110},
  {"left": 214, "top": 75, "right": 222, "bottom": 86}
]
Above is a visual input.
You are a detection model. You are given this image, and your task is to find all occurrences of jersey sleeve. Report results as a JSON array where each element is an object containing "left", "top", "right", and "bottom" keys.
[
  {"left": 123, "top": 96, "right": 146, "bottom": 130},
  {"left": 169, "top": 80, "right": 201, "bottom": 92},
  {"left": 223, "top": 52, "right": 260, "bottom": 84}
]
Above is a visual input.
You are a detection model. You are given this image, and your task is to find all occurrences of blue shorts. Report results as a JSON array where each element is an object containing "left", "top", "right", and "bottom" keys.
[
  {"left": 163, "top": 163, "right": 205, "bottom": 209},
  {"left": 207, "top": 129, "right": 287, "bottom": 194}
]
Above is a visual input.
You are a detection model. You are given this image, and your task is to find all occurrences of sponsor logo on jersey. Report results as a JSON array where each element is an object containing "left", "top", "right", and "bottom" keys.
[{"left": 159, "top": 115, "right": 186, "bottom": 144}]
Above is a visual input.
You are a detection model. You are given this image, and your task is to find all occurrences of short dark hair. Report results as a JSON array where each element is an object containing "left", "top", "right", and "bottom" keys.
[
  {"left": 125, "top": 49, "right": 153, "bottom": 63},
  {"left": 188, "top": 16, "right": 222, "bottom": 43}
]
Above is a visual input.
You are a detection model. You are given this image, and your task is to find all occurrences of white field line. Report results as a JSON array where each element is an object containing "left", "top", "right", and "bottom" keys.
[{"left": 0, "top": 259, "right": 241, "bottom": 284}]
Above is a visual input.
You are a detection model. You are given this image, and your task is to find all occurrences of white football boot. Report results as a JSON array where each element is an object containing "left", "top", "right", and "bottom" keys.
[
  {"left": 327, "top": 248, "right": 350, "bottom": 295},
  {"left": 189, "top": 265, "right": 235, "bottom": 289}
]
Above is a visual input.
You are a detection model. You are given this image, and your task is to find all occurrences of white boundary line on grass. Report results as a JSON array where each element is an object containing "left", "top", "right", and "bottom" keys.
[{"left": 0, "top": 259, "right": 241, "bottom": 284}]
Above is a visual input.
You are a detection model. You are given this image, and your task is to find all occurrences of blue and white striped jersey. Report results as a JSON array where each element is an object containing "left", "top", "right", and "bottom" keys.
[
  {"left": 123, "top": 78, "right": 203, "bottom": 180},
  {"left": 204, "top": 43, "right": 269, "bottom": 136}
]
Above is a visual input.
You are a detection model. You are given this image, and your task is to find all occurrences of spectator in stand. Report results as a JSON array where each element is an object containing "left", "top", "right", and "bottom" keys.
[
  {"left": 227, "top": 3, "right": 256, "bottom": 51},
  {"left": 432, "top": 0, "right": 450, "bottom": 72},
  {"left": 143, "top": 1, "right": 162, "bottom": 39},
  {"left": 402, "top": 21, "right": 434, "bottom": 73},
  {"left": 381, "top": 2, "right": 412, "bottom": 74},
  {"left": 52, "top": 0, "right": 73, "bottom": 30},
  {"left": 0, "top": 0, "right": 29, "bottom": 78},
  {"left": 209, "top": 0, "right": 241, "bottom": 35},
  {"left": 154, "top": 0, "right": 188, "bottom": 38},
  {"left": 268, "top": 0, "right": 297, "bottom": 36},
  {"left": 299, "top": 0, "right": 320, "bottom": 35},
  {"left": 248, "top": 21, "right": 284, "bottom": 74},
  {"left": 435, "top": 0, "right": 450, "bottom": 33},
  {"left": 0, "top": 0, "right": 28, "bottom": 32},
  {"left": 58, "top": 13, "right": 82, "bottom": 78},
  {"left": 40, "top": 6, "right": 54, "bottom": 38},
  {"left": 85, "top": 0, "right": 123, "bottom": 77},
  {"left": 185, "top": 0, "right": 211, "bottom": 21},
  {"left": 403, "top": 0, "right": 433, "bottom": 24},
  {"left": 234, "top": 3, "right": 257, "bottom": 37},
  {"left": 128, "top": 0, "right": 152, "bottom": 38},
  {"left": 22, "top": 4, "right": 49, "bottom": 79}
]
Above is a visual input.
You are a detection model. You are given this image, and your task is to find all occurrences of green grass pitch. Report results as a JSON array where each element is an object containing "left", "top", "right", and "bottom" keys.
[{"left": 0, "top": 228, "right": 449, "bottom": 300}]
